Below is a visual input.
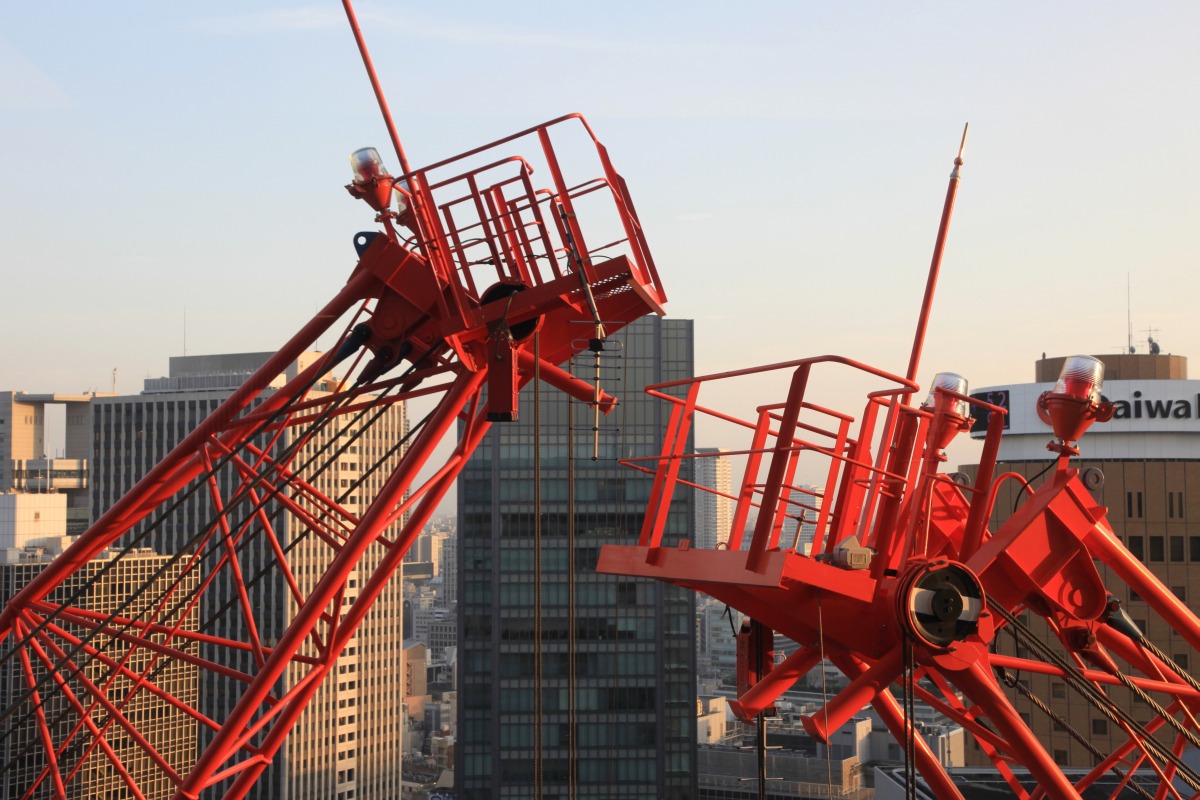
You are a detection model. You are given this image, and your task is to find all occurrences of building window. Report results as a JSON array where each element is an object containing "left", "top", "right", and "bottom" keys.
[
  {"left": 1126, "top": 491, "right": 1144, "bottom": 519},
  {"left": 1051, "top": 683, "right": 1066, "bottom": 699},
  {"left": 1169, "top": 491, "right": 1185, "bottom": 519},
  {"left": 1174, "top": 653, "right": 1189, "bottom": 670},
  {"left": 1171, "top": 536, "right": 1185, "bottom": 562},
  {"left": 1149, "top": 536, "right": 1165, "bottom": 562},
  {"left": 1092, "top": 719, "right": 1108, "bottom": 736},
  {"left": 1173, "top": 586, "right": 1187, "bottom": 603},
  {"left": 1127, "top": 536, "right": 1144, "bottom": 561},
  {"left": 1054, "top": 749, "right": 1068, "bottom": 763}
]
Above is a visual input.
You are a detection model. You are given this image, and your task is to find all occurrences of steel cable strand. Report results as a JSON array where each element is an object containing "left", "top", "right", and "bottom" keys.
[
  {"left": 0, "top": 353, "right": 364, "bottom": 771},
  {"left": 23, "top": 387, "right": 431, "bottom": 798},
  {"left": 1001, "top": 670, "right": 1155, "bottom": 800},
  {"left": 1137, "top": 636, "right": 1200, "bottom": 698},
  {"left": 533, "top": 332, "right": 544, "bottom": 797},
  {"left": 0, "top": 335, "right": 371, "bottom": 675},
  {"left": 2, "top": 366, "right": 419, "bottom": 786},
  {"left": 0, "top": 378, "right": 378, "bottom": 785},
  {"left": 999, "top": 607, "right": 1200, "bottom": 790},
  {"left": 993, "top": 602, "right": 1200, "bottom": 792}
]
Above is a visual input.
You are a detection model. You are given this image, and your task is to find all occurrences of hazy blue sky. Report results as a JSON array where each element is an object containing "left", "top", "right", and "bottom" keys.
[{"left": 3, "top": 2, "right": 1199, "bottom": 475}]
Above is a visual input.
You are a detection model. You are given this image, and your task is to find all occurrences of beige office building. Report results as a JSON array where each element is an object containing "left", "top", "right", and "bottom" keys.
[
  {"left": 91, "top": 352, "right": 409, "bottom": 800},
  {"left": 963, "top": 351, "right": 1200, "bottom": 767},
  {"left": 0, "top": 494, "right": 199, "bottom": 800}
]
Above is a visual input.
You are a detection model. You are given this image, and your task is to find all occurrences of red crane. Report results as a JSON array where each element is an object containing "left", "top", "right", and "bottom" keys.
[
  {"left": 0, "top": 6, "right": 665, "bottom": 797},
  {"left": 599, "top": 130, "right": 1200, "bottom": 799},
  {"left": 4, "top": 4, "right": 1196, "bottom": 798}
]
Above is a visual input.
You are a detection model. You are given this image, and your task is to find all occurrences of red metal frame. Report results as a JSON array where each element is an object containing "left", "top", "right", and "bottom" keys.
[
  {"left": 600, "top": 141, "right": 1200, "bottom": 799},
  {"left": 0, "top": 116, "right": 664, "bottom": 799}
]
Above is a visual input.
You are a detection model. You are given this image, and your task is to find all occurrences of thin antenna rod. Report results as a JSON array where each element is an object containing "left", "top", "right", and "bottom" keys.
[
  {"left": 1127, "top": 273, "right": 1133, "bottom": 354},
  {"left": 341, "top": 0, "right": 413, "bottom": 177},
  {"left": 905, "top": 123, "right": 969, "bottom": 385}
]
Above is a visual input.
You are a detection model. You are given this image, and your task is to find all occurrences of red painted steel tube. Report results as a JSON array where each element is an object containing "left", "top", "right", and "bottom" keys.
[
  {"left": 868, "top": 407, "right": 921, "bottom": 580},
  {"left": 730, "top": 646, "right": 821, "bottom": 721},
  {"left": 24, "top": 632, "right": 149, "bottom": 800},
  {"left": 223, "top": 405, "right": 493, "bottom": 800},
  {"left": 1088, "top": 514, "right": 1200, "bottom": 654},
  {"left": 643, "top": 383, "right": 701, "bottom": 551},
  {"left": 748, "top": 365, "right": 811, "bottom": 573},
  {"left": 727, "top": 410, "right": 773, "bottom": 553},
  {"left": 960, "top": 410, "right": 1005, "bottom": 559},
  {"left": 340, "top": 0, "right": 411, "bottom": 178},
  {"left": 0, "top": 270, "right": 376, "bottom": 631},
  {"left": 15, "top": 620, "right": 68, "bottom": 798},
  {"left": 954, "top": 659, "right": 1083, "bottom": 800},
  {"left": 905, "top": 126, "right": 967, "bottom": 385},
  {"left": 516, "top": 350, "right": 617, "bottom": 412},
  {"left": 833, "top": 652, "right": 964, "bottom": 800},
  {"left": 177, "top": 369, "right": 485, "bottom": 799},
  {"left": 803, "top": 647, "right": 903, "bottom": 742}
]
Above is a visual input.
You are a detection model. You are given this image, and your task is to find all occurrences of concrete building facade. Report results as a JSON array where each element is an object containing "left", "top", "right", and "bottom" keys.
[
  {"left": 0, "top": 494, "right": 199, "bottom": 800},
  {"left": 89, "top": 352, "right": 409, "bottom": 800},
  {"left": 0, "top": 392, "right": 106, "bottom": 535}
]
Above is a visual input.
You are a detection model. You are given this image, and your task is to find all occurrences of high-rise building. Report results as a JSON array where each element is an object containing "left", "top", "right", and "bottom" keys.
[
  {"left": 90, "top": 352, "right": 409, "bottom": 799},
  {"left": 963, "top": 350, "right": 1200, "bottom": 767},
  {"left": 693, "top": 447, "right": 732, "bottom": 552},
  {"left": 457, "top": 316, "right": 698, "bottom": 799},
  {"left": 0, "top": 494, "right": 199, "bottom": 800},
  {"left": 0, "top": 392, "right": 105, "bottom": 536}
]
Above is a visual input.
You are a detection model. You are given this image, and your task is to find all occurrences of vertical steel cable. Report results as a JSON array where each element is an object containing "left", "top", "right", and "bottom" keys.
[
  {"left": 567, "top": 376, "right": 579, "bottom": 800},
  {"left": 533, "top": 332, "right": 543, "bottom": 797}
]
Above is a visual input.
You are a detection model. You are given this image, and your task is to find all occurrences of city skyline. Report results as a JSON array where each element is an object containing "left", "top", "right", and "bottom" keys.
[{"left": 4, "top": 5, "right": 1200, "bottom": 489}]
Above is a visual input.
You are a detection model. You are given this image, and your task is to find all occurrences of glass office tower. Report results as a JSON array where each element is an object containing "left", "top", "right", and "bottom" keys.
[{"left": 458, "top": 316, "right": 697, "bottom": 799}]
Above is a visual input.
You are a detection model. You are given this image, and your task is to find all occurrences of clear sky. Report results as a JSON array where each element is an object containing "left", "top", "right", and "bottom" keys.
[{"left": 4, "top": 2, "right": 1200, "bottom": 481}]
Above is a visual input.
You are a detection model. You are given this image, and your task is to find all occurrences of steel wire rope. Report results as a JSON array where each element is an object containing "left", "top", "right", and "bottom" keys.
[
  {"left": 0, "top": 330, "right": 374, "bottom": 684},
  {"left": 1, "top": 350, "right": 434, "bottom": 785},
  {"left": 0, "top": 344, "right": 362, "bottom": 758},
  {"left": 17, "top": 382, "right": 434, "bottom": 795},
  {"left": 818, "top": 591, "right": 833, "bottom": 799},
  {"left": 533, "top": 332, "right": 543, "bottom": 797},
  {"left": 112, "top": 338, "right": 445, "bottom": 642},
  {"left": 903, "top": 631, "right": 917, "bottom": 800},
  {"left": 567, "top": 359, "right": 579, "bottom": 800},
  {"left": 0, "top": 367, "right": 381, "bottom": 784},
  {"left": 998, "top": 669, "right": 1155, "bottom": 800},
  {"left": 1135, "top": 635, "right": 1200, "bottom": 699},
  {"left": 993, "top": 601, "right": 1200, "bottom": 792},
  {"left": 126, "top": 367, "right": 433, "bottom": 679}
]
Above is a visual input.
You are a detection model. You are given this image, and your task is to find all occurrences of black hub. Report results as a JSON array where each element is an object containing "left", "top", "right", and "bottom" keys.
[{"left": 902, "top": 562, "right": 984, "bottom": 649}]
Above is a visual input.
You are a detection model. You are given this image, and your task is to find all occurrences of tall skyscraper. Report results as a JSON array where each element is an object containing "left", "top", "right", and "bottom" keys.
[
  {"left": 90, "top": 352, "right": 409, "bottom": 799},
  {"left": 693, "top": 447, "right": 733, "bottom": 551},
  {"left": 457, "top": 316, "right": 698, "bottom": 799}
]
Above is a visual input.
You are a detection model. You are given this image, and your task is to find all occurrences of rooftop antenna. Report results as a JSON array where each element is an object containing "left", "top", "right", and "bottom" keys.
[
  {"left": 1126, "top": 274, "right": 1135, "bottom": 353},
  {"left": 111, "top": 368, "right": 117, "bottom": 394},
  {"left": 1144, "top": 325, "right": 1161, "bottom": 355},
  {"left": 183, "top": 306, "right": 188, "bottom": 356}
]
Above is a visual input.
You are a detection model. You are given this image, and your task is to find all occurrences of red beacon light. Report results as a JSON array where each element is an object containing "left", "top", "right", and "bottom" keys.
[
  {"left": 1037, "top": 354, "right": 1115, "bottom": 454},
  {"left": 346, "top": 146, "right": 405, "bottom": 215},
  {"left": 922, "top": 371, "right": 972, "bottom": 455}
]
